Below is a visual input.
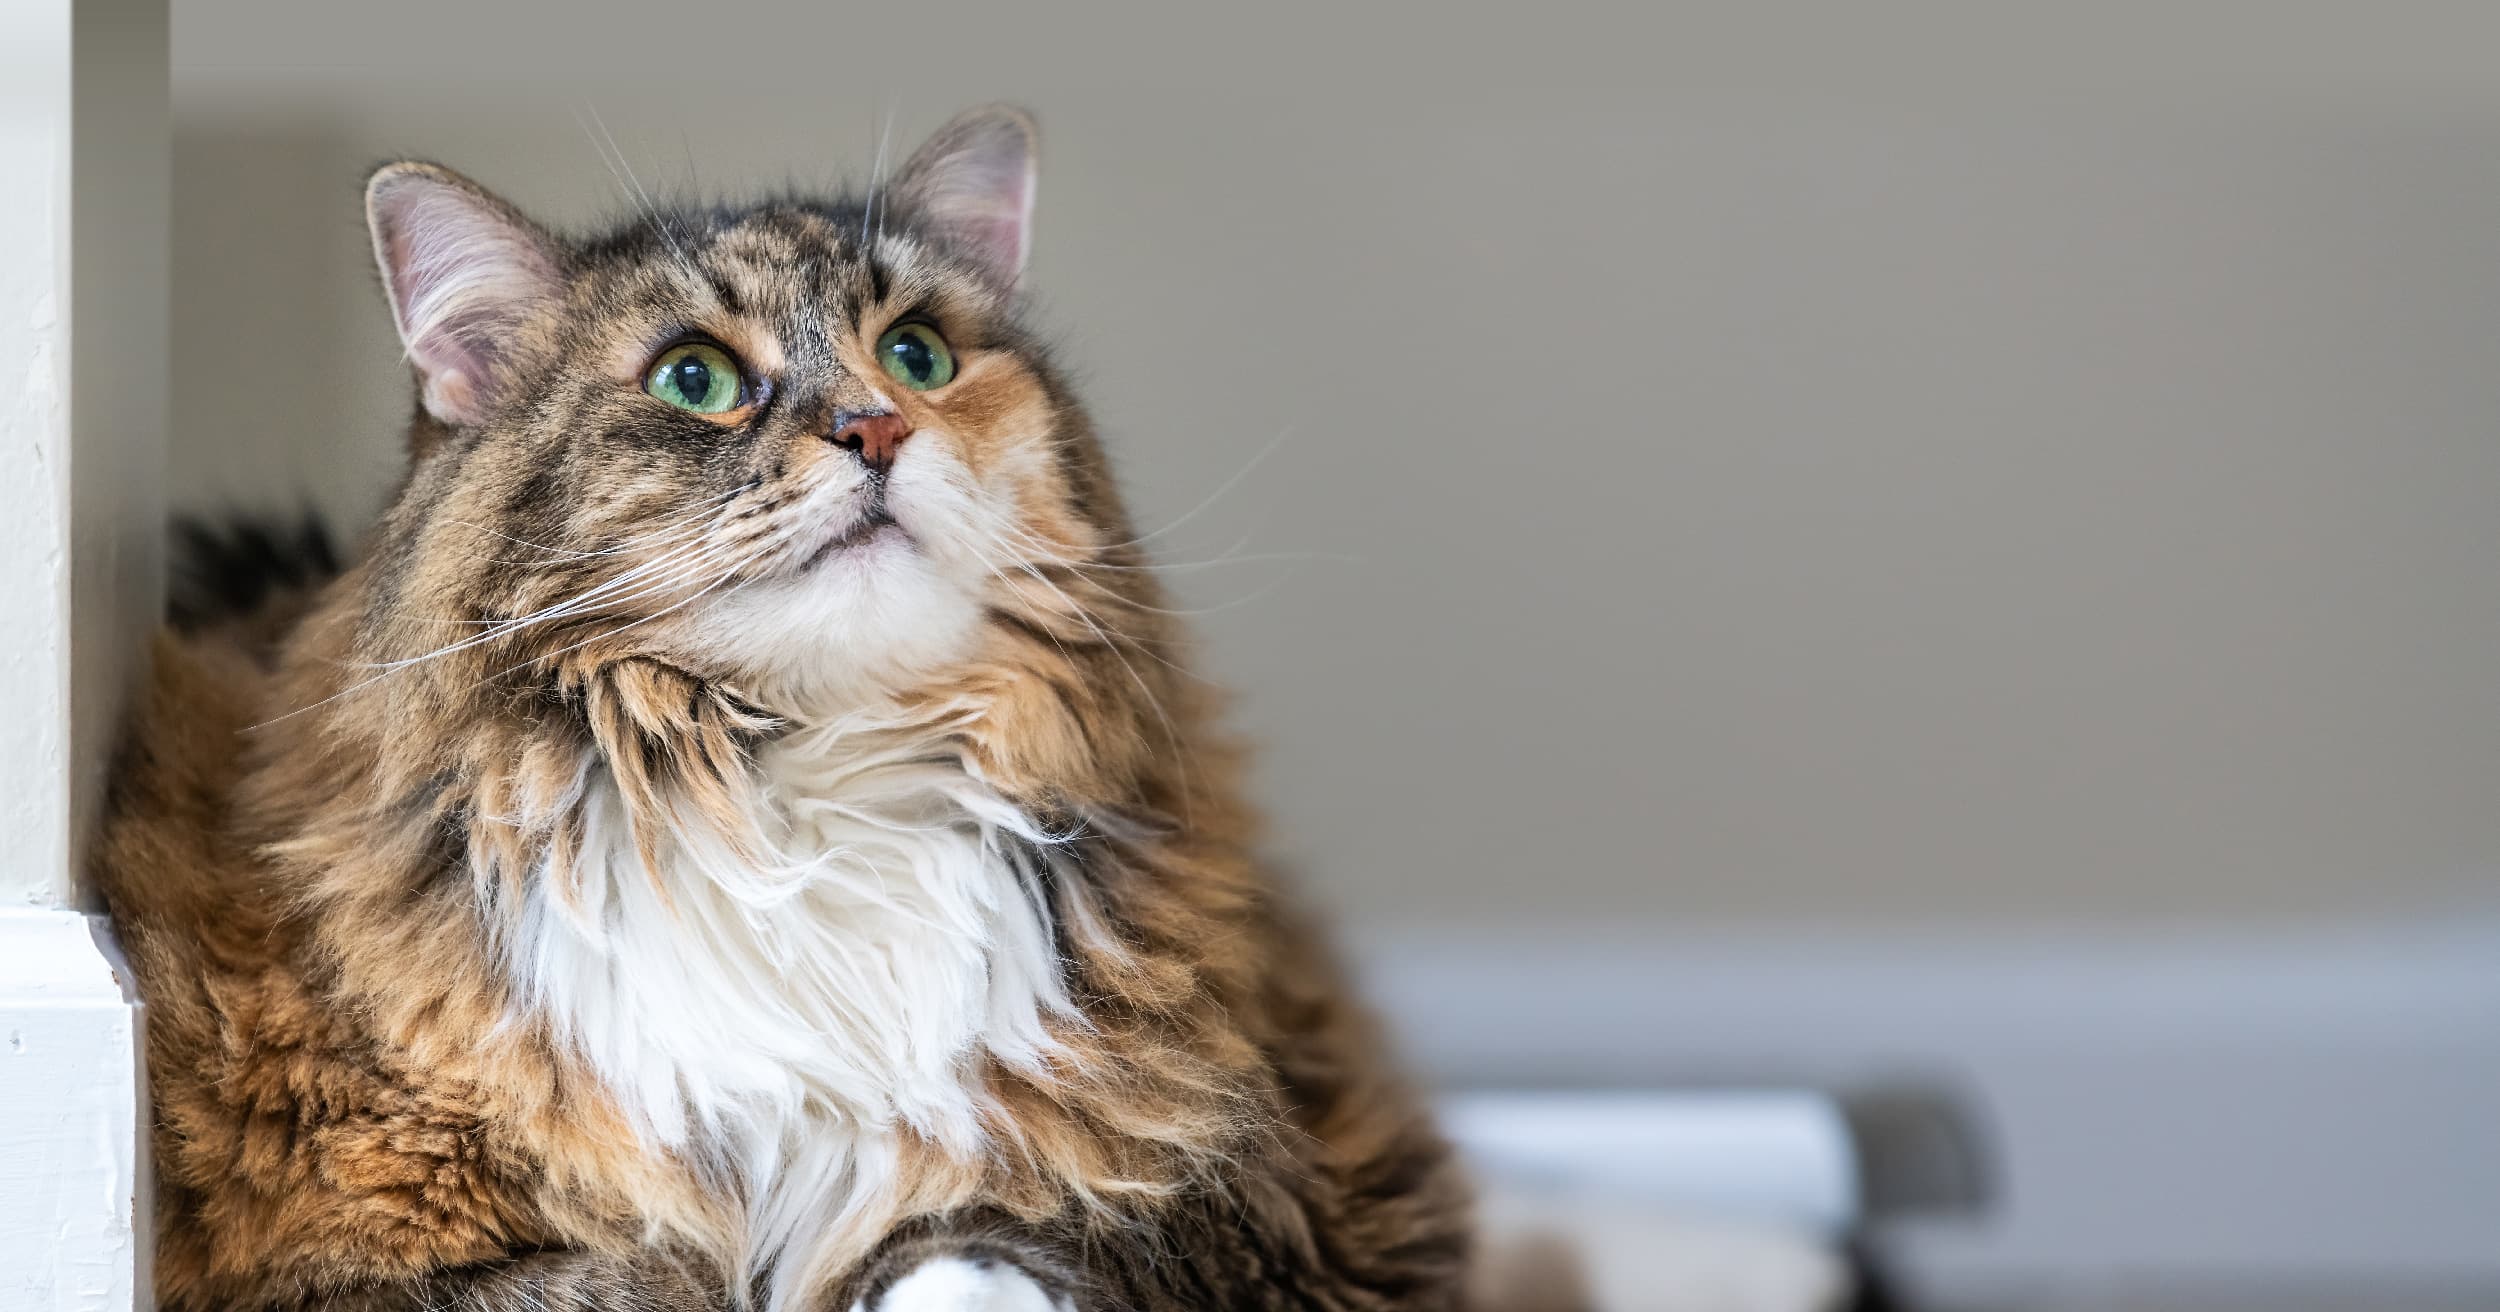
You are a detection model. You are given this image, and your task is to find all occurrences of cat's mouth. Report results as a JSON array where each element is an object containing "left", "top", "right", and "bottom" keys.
[{"left": 799, "top": 495, "right": 907, "bottom": 571}]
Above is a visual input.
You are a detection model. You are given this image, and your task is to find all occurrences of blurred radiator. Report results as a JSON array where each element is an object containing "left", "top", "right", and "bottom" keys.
[
  {"left": 1440, "top": 1090, "right": 1861, "bottom": 1236},
  {"left": 1443, "top": 1091, "right": 1866, "bottom": 1312}
]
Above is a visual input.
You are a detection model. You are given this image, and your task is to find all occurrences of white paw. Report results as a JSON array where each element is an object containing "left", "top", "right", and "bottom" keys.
[{"left": 857, "top": 1258, "right": 1071, "bottom": 1312}]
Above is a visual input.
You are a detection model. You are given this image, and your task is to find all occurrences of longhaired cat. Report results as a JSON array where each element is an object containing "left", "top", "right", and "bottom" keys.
[{"left": 97, "top": 107, "right": 1484, "bottom": 1311}]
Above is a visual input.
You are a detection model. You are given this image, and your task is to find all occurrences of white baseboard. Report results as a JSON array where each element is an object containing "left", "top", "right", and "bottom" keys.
[
  {"left": 1356, "top": 923, "right": 2500, "bottom": 1301},
  {"left": 0, "top": 909, "right": 148, "bottom": 1312}
]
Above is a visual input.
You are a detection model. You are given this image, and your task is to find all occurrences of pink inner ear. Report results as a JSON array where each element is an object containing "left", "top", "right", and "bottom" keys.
[
  {"left": 948, "top": 200, "right": 1032, "bottom": 284},
  {"left": 370, "top": 175, "right": 559, "bottom": 426},
  {"left": 915, "top": 165, "right": 1033, "bottom": 284},
  {"left": 897, "top": 111, "right": 1037, "bottom": 287}
]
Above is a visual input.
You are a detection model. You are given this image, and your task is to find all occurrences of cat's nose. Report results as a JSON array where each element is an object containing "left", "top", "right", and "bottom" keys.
[{"left": 827, "top": 410, "right": 913, "bottom": 472}]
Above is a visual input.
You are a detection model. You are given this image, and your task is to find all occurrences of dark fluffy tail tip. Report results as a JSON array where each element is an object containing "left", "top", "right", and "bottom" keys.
[{"left": 167, "top": 511, "right": 342, "bottom": 632}]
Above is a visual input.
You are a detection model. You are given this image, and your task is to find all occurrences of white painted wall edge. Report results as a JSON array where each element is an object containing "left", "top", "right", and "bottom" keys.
[
  {"left": 0, "top": 909, "right": 146, "bottom": 1312},
  {"left": 0, "top": 2, "right": 167, "bottom": 1301},
  {"left": 0, "top": 0, "right": 80, "bottom": 911},
  {"left": 1356, "top": 922, "right": 2500, "bottom": 1300}
]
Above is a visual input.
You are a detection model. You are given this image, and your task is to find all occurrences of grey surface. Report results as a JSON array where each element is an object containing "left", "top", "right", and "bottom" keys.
[{"left": 170, "top": 5, "right": 2500, "bottom": 935}]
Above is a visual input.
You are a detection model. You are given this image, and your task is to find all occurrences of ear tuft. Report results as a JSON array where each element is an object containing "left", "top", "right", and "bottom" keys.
[
  {"left": 888, "top": 105, "right": 1038, "bottom": 289},
  {"left": 365, "top": 163, "right": 563, "bottom": 427}
]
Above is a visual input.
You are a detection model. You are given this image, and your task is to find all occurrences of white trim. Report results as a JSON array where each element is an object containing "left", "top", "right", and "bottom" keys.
[
  {"left": 0, "top": 0, "right": 80, "bottom": 909},
  {"left": 1360, "top": 924, "right": 2500, "bottom": 1300},
  {"left": 0, "top": 0, "right": 169, "bottom": 912},
  {"left": 0, "top": 2, "right": 165, "bottom": 1307},
  {"left": 0, "top": 910, "right": 147, "bottom": 1312}
]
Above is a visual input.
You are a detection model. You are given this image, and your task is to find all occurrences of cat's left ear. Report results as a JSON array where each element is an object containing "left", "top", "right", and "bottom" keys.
[
  {"left": 888, "top": 105, "right": 1038, "bottom": 289},
  {"left": 364, "top": 162, "right": 565, "bottom": 427}
]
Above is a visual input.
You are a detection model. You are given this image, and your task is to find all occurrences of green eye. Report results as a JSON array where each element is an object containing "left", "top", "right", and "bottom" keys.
[
  {"left": 644, "top": 342, "right": 745, "bottom": 414},
  {"left": 875, "top": 322, "right": 956, "bottom": 391}
]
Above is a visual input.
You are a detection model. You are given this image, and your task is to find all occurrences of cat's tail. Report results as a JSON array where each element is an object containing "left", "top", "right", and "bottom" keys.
[{"left": 167, "top": 510, "right": 341, "bottom": 647}]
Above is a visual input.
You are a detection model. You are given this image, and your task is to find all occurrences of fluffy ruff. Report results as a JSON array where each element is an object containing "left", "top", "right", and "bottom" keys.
[{"left": 507, "top": 703, "right": 1076, "bottom": 1307}]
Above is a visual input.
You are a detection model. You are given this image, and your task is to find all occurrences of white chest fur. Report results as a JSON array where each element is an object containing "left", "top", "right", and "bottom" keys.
[{"left": 504, "top": 712, "right": 1069, "bottom": 1301}]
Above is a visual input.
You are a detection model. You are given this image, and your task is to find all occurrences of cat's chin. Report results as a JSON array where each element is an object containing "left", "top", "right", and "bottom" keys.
[{"left": 684, "top": 546, "right": 987, "bottom": 714}]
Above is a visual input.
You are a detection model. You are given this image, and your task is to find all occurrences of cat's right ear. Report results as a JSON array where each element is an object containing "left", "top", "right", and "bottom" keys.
[{"left": 364, "top": 162, "right": 563, "bottom": 428}]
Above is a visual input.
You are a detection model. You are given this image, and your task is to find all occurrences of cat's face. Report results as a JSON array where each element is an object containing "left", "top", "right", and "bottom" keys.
[{"left": 361, "top": 108, "right": 1120, "bottom": 711}]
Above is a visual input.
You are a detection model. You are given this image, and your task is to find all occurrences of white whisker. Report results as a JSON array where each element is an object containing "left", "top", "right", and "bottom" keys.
[
  {"left": 350, "top": 531, "right": 732, "bottom": 672},
  {"left": 861, "top": 96, "right": 899, "bottom": 248},
  {"left": 250, "top": 501, "right": 770, "bottom": 728},
  {"left": 483, "top": 521, "right": 801, "bottom": 687},
  {"left": 1105, "top": 425, "right": 1297, "bottom": 552},
  {"left": 577, "top": 101, "right": 693, "bottom": 271},
  {"left": 980, "top": 521, "right": 1326, "bottom": 622},
  {"left": 443, "top": 485, "right": 750, "bottom": 561}
]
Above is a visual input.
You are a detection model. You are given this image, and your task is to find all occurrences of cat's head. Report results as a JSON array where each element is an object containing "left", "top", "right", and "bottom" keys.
[{"left": 354, "top": 106, "right": 1138, "bottom": 715}]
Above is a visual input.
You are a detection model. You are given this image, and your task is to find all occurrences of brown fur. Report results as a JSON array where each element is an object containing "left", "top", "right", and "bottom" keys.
[{"left": 98, "top": 108, "right": 1491, "bottom": 1310}]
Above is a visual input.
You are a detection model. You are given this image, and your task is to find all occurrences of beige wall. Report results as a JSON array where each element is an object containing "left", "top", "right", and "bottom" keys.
[{"left": 171, "top": 4, "right": 2500, "bottom": 931}]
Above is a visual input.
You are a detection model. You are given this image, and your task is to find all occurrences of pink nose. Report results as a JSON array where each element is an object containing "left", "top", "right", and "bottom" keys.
[{"left": 829, "top": 411, "right": 912, "bottom": 472}]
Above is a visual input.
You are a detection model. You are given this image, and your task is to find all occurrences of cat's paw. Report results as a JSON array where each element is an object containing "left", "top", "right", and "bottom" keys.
[{"left": 854, "top": 1258, "right": 1072, "bottom": 1312}]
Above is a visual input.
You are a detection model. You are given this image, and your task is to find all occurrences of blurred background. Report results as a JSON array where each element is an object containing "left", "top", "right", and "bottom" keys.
[{"left": 171, "top": 5, "right": 2499, "bottom": 1309}]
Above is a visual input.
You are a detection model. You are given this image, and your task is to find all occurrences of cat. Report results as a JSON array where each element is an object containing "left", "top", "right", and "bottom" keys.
[{"left": 95, "top": 106, "right": 1491, "bottom": 1312}]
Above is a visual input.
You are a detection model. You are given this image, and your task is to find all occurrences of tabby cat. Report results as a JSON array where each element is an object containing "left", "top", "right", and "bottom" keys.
[{"left": 97, "top": 107, "right": 1483, "bottom": 1311}]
